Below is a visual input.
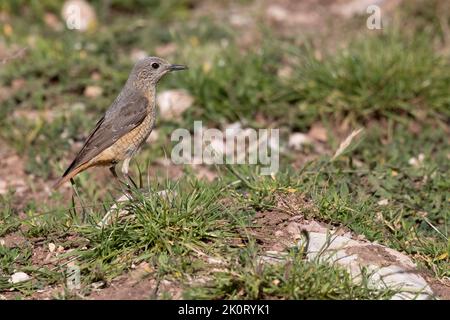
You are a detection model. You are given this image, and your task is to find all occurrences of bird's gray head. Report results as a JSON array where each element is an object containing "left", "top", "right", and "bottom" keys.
[{"left": 130, "top": 56, "right": 187, "bottom": 92}]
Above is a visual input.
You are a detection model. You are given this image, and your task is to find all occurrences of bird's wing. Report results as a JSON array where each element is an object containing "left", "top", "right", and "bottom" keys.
[{"left": 62, "top": 92, "right": 149, "bottom": 177}]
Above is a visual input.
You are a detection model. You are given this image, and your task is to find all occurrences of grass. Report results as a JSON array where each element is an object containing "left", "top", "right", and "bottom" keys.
[
  {"left": 2, "top": 6, "right": 450, "bottom": 176},
  {"left": 317, "top": 127, "right": 448, "bottom": 277},
  {"left": 0, "top": 173, "right": 400, "bottom": 299},
  {"left": 0, "top": 0, "right": 449, "bottom": 299},
  {"left": 71, "top": 180, "right": 237, "bottom": 280},
  {"left": 185, "top": 245, "right": 396, "bottom": 300},
  {"left": 289, "top": 32, "right": 450, "bottom": 125}
]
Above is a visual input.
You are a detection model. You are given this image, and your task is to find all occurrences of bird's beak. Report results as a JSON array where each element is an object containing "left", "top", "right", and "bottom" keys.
[{"left": 169, "top": 64, "right": 188, "bottom": 71}]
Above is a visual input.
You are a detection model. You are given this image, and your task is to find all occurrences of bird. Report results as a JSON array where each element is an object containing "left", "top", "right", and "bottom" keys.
[{"left": 54, "top": 56, "right": 187, "bottom": 189}]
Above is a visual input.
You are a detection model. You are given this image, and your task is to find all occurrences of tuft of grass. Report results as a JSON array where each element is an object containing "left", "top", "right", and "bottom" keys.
[{"left": 69, "top": 179, "right": 238, "bottom": 282}]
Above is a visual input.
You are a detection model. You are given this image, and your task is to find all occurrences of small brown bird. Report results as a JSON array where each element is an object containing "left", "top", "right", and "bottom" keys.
[{"left": 54, "top": 57, "right": 187, "bottom": 188}]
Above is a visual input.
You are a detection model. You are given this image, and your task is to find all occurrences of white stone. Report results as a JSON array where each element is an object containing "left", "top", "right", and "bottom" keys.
[
  {"left": 0, "top": 180, "right": 7, "bottom": 195},
  {"left": 84, "top": 85, "right": 103, "bottom": 98},
  {"left": 157, "top": 90, "right": 193, "bottom": 120},
  {"left": 48, "top": 243, "right": 56, "bottom": 252},
  {"left": 266, "top": 5, "right": 289, "bottom": 22},
  {"left": 408, "top": 153, "right": 425, "bottom": 167},
  {"left": 224, "top": 122, "right": 242, "bottom": 133},
  {"left": 130, "top": 48, "right": 147, "bottom": 63},
  {"left": 288, "top": 133, "right": 312, "bottom": 151},
  {"left": 297, "top": 232, "right": 435, "bottom": 300},
  {"left": 333, "top": 0, "right": 385, "bottom": 18},
  {"left": 146, "top": 129, "right": 159, "bottom": 144},
  {"left": 62, "top": 0, "right": 97, "bottom": 32},
  {"left": 8, "top": 272, "right": 31, "bottom": 284}
]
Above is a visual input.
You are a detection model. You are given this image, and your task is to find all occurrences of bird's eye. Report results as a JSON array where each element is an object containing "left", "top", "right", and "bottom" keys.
[{"left": 151, "top": 63, "right": 160, "bottom": 69}]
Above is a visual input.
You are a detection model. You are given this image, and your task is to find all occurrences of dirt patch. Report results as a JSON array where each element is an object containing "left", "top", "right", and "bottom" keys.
[
  {"left": 0, "top": 140, "right": 29, "bottom": 199},
  {"left": 274, "top": 192, "right": 317, "bottom": 217},
  {"left": 0, "top": 232, "right": 27, "bottom": 247},
  {"left": 250, "top": 192, "right": 320, "bottom": 251},
  {"left": 88, "top": 263, "right": 182, "bottom": 300},
  {"left": 0, "top": 139, "right": 63, "bottom": 213},
  {"left": 90, "top": 277, "right": 181, "bottom": 300},
  {"left": 345, "top": 244, "right": 400, "bottom": 267},
  {"left": 426, "top": 277, "right": 450, "bottom": 300}
]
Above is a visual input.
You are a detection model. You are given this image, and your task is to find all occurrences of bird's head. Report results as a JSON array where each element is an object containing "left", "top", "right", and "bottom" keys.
[{"left": 131, "top": 56, "right": 187, "bottom": 90}]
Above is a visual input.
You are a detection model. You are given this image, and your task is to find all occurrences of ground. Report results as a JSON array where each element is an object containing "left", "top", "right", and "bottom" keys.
[{"left": 0, "top": 0, "right": 449, "bottom": 300}]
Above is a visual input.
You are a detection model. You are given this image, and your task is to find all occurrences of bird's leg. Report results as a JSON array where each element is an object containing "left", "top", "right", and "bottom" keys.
[
  {"left": 109, "top": 165, "right": 120, "bottom": 183},
  {"left": 110, "top": 163, "right": 129, "bottom": 190},
  {"left": 109, "top": 164, "right": 134, "bottom": 203},
  {"left": 70, "top": 178, "right": 87, "bottom": 222},
  {"left": 122, "top": 157, "right": 138, "bottom": 189}
]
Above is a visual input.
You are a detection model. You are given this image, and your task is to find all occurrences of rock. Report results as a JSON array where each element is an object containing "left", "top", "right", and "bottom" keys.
[
  {"left": 130, "top": 262, "right": 153, "bottom": 283},
  {"left": 224, "top": 122, "right": 242, "bottom": 133},
  {"left": 130, "top": 48, "right": 147, "bottom": 63},
  {"left": 62, "top": 0, "right": 97, "bottom": 32},
  {"left": 286, "top": 222, "right": 301, "bottom": 238},
  {"left": 155, "top": 43, "right": 177, "bottom": 57},
  {"left": 84, "top": 85, "right": 103, "bottom": 98},
  {"left": 146, "top": 129, "right": 159, "bottom": 144},
  {"left": 274, "top": 230, "right": 285, "bottom": 237},
  {"left": 266, "top": 4, "right": 319, "bottom": 26},
  {"left": 332, "top": 0, "right": 385, "bottom": 18},
  {"left": 408, "top": 153, "right": 425, "bottom": 167},
  {"left": 90, "top": 71, "right": 101, "bottom": 81},
  {"left": 91, "top": 281, "right": 106, "bottom": 289},
  {"left": 0, "top": 180, "right": 7, "bottom": 195},
  {"left": 277, "top": 65, "right": 293, "bottom": 80},
  {"left": 44, "top": 13, "right": 63, "bottom": 31},
  {"left": 266, "top": 5, "right": 288, "bottom": 22},
  {"left": 288, "top": 133, "right": 312, "bottom": 151},
  {"left": 229, "top": 13, "right": 251, "bottom": 27},
  {"left": 308, "top": 124, "right": 328, "bottom": 142},
  {"left": 206, "top": 257, "right": 225, "bottom": 265},
  {"left": 9, "top": 272, "right": 31, "bottom": 284},
  {"left": 48, "top": 243, "right": 56, "bottom": 253},
  {"left": 299, "top": 220, "right": 329, "bottom": 234},
  {"left": 297, "top": 232, "right": 435, "bottom": 299},
  {"left": 377, "top": 199, "right": 389, "bottom": 206},
  {"left": 157, "top": 90, "right": 193, "bottom": 120}
]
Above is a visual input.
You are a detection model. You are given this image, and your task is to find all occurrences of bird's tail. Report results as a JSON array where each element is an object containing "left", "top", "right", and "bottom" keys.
[{"left": 53, "top": 163, "right": 89, "bottom": 189}]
